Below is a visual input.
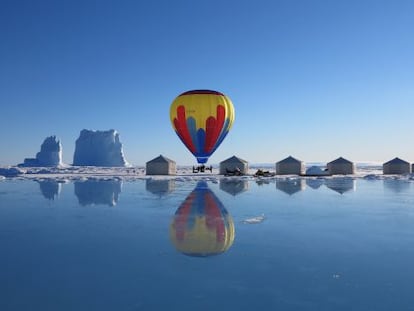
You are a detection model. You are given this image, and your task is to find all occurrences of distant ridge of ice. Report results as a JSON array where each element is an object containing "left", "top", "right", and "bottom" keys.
[{"left": 0, "top": 162, "right": 411, "bottom": 183}]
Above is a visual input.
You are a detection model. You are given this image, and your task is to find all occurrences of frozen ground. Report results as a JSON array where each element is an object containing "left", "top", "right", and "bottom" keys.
[{"left": 1, "top": 163, "right": 413, "bottom": 184}]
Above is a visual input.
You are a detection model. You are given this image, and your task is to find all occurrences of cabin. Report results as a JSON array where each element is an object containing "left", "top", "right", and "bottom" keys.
[
  {"left": 327, "top": 157, "right": 355, "bottom": 175},
  {"left": 146, "top": 155, "right": 176, "bottom": 175},
  {"left": 219, "top": 156, "right": 249, "bottom": 175},
  {"left": 276, "top": 156, "right": 305, "bottom": 175},
  {"left": 383, "top": 157, "right": 411, "bottom": 174}
]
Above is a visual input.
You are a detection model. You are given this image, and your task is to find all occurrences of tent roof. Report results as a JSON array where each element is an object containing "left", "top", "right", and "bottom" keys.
[
  {"left": 220, "top": 155, "right": 248, "bottom": 164},
  {"left": 277, "top": 155, "right": 303, "bottom": 164},
  {"left": 328, "top": 157, "right": 353, "bottom": 165},
  {"left": 146, "top": 155, "right": 175, "bottom": 164},
  {"left": 383, "top": 157, "right": 410, "bottom": 165}
]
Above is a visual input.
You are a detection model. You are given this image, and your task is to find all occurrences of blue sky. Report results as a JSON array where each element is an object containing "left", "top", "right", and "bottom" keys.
[{"left": 1, "top": 0, "right": 413, "bottom": 166}]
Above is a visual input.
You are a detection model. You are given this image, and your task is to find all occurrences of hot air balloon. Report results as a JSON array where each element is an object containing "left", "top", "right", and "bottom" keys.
[
  {"left": 170, "top": 181, "right": 235, "bottom": 257},
  {"left": 170, "top": 90, "right": 235, "bottom": 164}
]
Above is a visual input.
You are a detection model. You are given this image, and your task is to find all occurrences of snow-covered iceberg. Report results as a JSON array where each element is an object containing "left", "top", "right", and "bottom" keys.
[
  {"left": 20, "top": 136, "right": 63, "bottom": 167},
  {"left": 73, "top": 129, "right": 128, "bottom": 167}
]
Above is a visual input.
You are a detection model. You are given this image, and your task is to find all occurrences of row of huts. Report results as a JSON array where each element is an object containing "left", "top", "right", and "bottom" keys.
[
  {"left": 146, "top": 155, "right": 252, "bottom": 175},
  {"left": 146, "top": 155, "right": 414, "bottom": 176}
]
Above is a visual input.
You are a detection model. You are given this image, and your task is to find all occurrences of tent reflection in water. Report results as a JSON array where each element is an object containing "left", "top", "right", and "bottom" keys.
[
  {"left": 145, "top": 179, "right": 175, "bottom": 197},
  {"left": 325, "top": 178, "right": 356, "bottom": 194},
  {"left": 170, "top": 181, "right": 235, "bottom": 257},
  {"left": 276, "top": 178, "right": 306, "bottom": 195},
  {"left": 219, "top": 178, "right": 248, "bottom": 196}
]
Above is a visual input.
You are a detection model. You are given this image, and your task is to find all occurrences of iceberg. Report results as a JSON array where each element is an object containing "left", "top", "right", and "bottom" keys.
[
  {"left": 73, "top": 129, "right": 128, "bottom": 167},
  {"left": 20, "top": 136, "right": 63, "bottom": 167}
]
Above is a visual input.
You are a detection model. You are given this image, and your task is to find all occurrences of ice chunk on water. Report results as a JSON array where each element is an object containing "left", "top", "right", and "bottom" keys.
[{"left": 242, "top": 214, "right": 265, "bottom": 224}]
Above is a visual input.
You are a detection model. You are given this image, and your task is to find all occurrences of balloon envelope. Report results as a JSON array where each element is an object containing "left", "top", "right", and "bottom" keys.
[
  {"left": 170, "top": 181, "right": 235, "bottom": 257},
  {"left": 170, "top": 90, "right": 235, "bottom": 164}
]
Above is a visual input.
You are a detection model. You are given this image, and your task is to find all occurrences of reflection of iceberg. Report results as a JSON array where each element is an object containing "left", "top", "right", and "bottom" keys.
[
  {"left": 219, "top": 178, "right": 248, "bottom": 196},
  {"left": 38, "top": 180, "right": 62, "bottom": 200},
  {"left": 145, "top": 179, "right": 175, "bottom": 197},
  {"left": 383, "top": 179, "right": 411, "bottom": 193},
  {"left": 325, "top": 178, "right": 356, "bottom": 194},
  {"left": 276, "top": 179, "right": 305, "bottom": 195},
  {"left": 306, "top": 178, "right": 324, "bottom": 189},
  {"left": 170, "top": 181, "right": 235, "bottom": 257},
  {"left": 74, "top": 179, "right": 122, "bottom": 206}
]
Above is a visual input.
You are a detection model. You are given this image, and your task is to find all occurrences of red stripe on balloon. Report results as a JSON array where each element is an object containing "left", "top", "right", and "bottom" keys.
[
  {"left": 204, "top": 193, "right": 225, "bottom": 242},
  {"left": 204, "top": 105, "right": 225, "bottom": 153},
  {"left": 174, "top": 105, "right": 196, "bottom": 153}
]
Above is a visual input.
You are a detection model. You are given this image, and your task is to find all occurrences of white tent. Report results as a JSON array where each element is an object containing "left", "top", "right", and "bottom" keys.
[
  {"left": 146, "top": 155, "right": 176, "bottom": 175},
  {"left": 383, "top": 157, "right": 411, "bottom": 174},
  {"left": 276, "top": 156, "right": 305, "bottom": 175},
  {"left": 327, "top": 157, "right": 355, "bottom": 175},
  {"left": 219, "top": 156, "right": 248, "bottom": 175}
]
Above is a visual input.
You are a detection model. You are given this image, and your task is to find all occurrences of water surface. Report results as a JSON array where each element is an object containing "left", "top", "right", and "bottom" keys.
[{"left": 1, "top": 178, "right": 413, "bottom": 310}]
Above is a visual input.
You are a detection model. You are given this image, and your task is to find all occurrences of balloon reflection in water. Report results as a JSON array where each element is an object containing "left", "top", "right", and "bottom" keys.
[{"left": 170, "top": 181, "right": 235, "bottom": 257}]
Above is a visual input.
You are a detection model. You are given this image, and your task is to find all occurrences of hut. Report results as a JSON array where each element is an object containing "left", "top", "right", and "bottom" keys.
[
  {"left": 276, "top": 156, "right": 305, "bottom": 175},
  {"left": 327, "top": 157, "right": 355, "bottom": 175},
  {"left": 383, "top": 157, "right": 411, "bottom": 174},
  {"left": 219, "top": 156, "right": 249, "bottom": 175},
  {"left": 146, "top": 155, "right": 176, "bottom": 175}
]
